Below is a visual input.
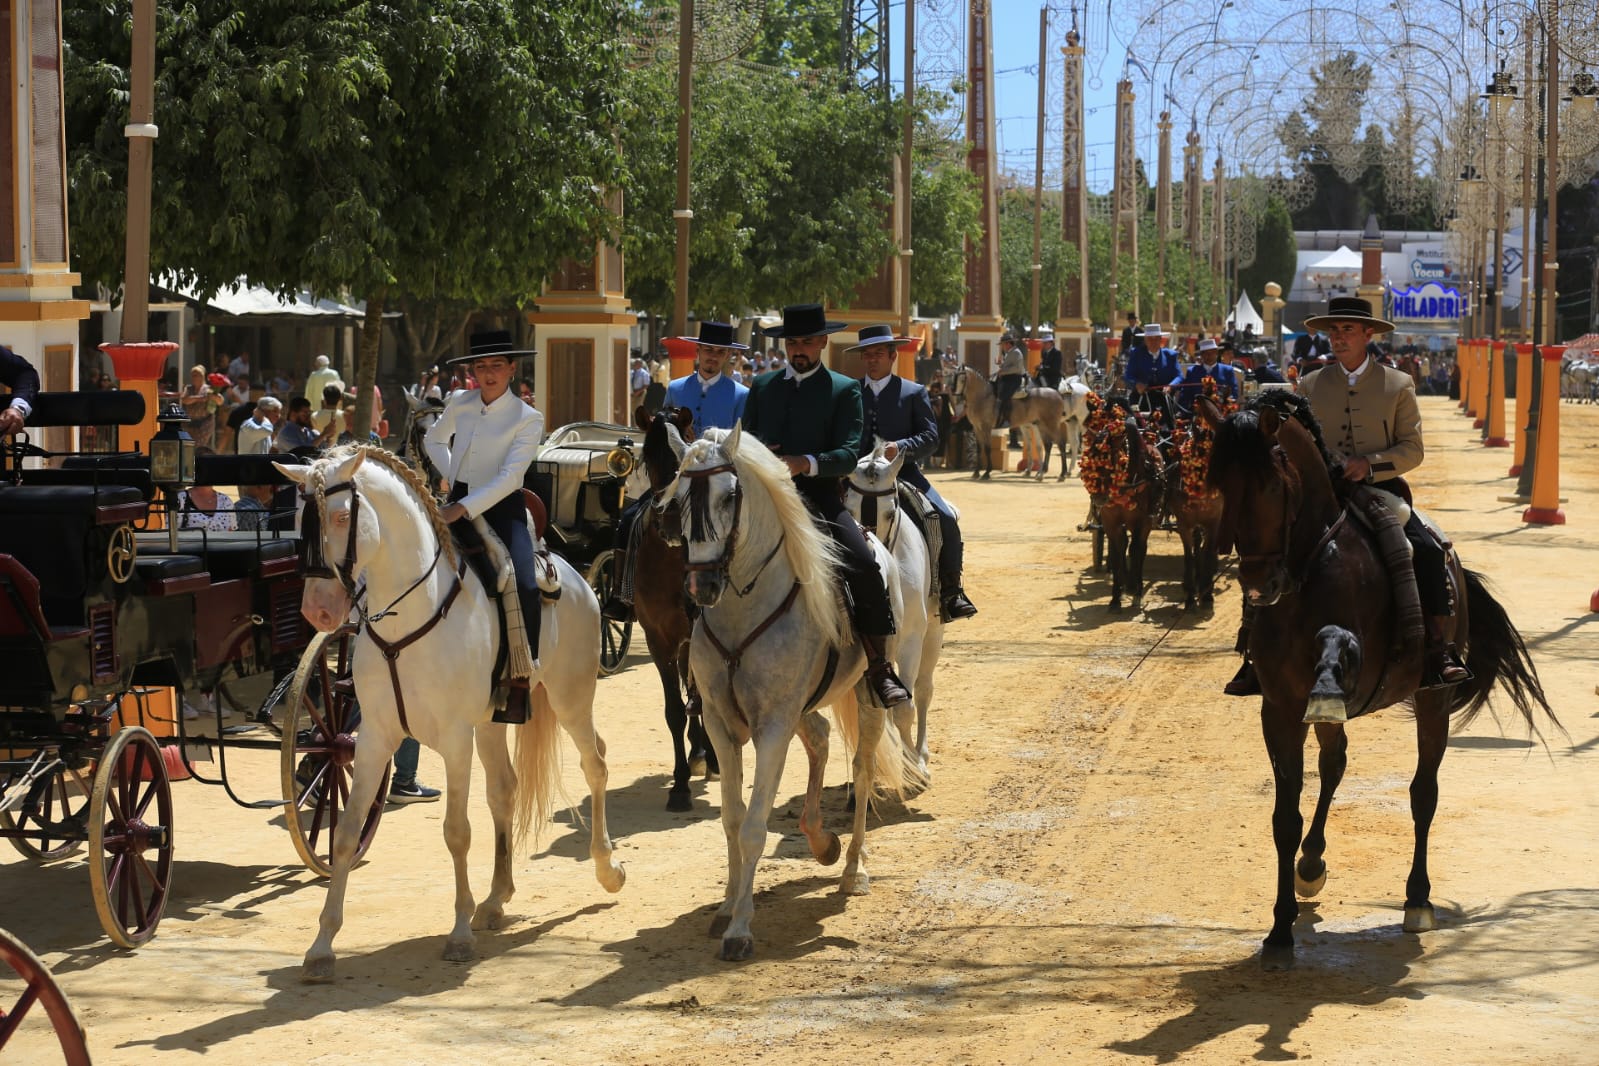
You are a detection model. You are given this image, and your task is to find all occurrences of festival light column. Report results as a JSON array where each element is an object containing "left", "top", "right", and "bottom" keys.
[
  {"left": 957, "top": 0, "right": 1005, "bottom": 373},
  {"left": 1108, "top": 78, "right": 1138, "bottom": 325},
  {"left": 1155, "top": 110, "right": 1173, "bottom": 330},
  {"left": 1182, "top": 123, "right": 1202, "bottom": 333},
  {"left": 1057, "top": 29, "right": 1093, "bottom": 363}
]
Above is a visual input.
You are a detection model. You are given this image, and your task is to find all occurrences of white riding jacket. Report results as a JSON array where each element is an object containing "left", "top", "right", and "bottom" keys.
[{"left": 423, "top": 388, "right": 544, "bottom": 520}]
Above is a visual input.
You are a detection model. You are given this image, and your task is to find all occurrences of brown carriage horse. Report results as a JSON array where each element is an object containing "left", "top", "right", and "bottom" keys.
[
  {"left": 633, "top": 405, "right": 718, "bottom": 811},
  {"left": 1084, "top": 397, "right": 1163, "bottom": 611},
  {"left": 1199, "top": 392, "right": 1555, "bottom": 970}
]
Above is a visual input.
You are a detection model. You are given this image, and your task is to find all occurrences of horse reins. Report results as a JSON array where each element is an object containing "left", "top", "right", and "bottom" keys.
[
  {"left": 847, "top": 476, "right": 901, "bottom": 550},
  {"left": 302, "top": 470, "right": 465, "bottom": 737},
  {"left": 1233, "top": 449, "right": 1348, "bottom": 596}
]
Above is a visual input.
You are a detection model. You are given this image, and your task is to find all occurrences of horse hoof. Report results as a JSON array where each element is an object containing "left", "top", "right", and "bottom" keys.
[
  {"left": 1403, "top": 905, "right": 1436, "bottom": 933},
  {"left": 1260, "top": 943, "right": 1296, "bottom": 972},
  {"left": 841, "top": 871, "right": 871, "bottom": 896},
  {"left": 442, "top": 938, "right": 475, "bottom": 963},
  {"left": 1108, "top": 601, "right": 1122, "bottom": 613},
  {"left": 817, "top": 832, "right": 841, "bottom": 866},
  {"left": 719, "top": 935, "right": 755, "bottom": 962},
  {"left": 471, "top": 904, "right": 505, "bottom": 931},
  {"left": 1295, "top": 868, "right": 1328, "bottom": 899},
  {"left": 301, "top": 955, "right": 336, "bottom": 983},
  {"left": 666, "top": 787, "right": 693, "bottom": 813},
  {"left": 598, "top": 861, "right": 627, "bottom": 894},
  {"left": 688, "top": 754, "right": 708, "bottom": 778},
  {"left": 981, "top": 472, "right": 991, "bottom": 481},
  {"left": 708, "top": 913, "right": 732, "bottom": 938}
]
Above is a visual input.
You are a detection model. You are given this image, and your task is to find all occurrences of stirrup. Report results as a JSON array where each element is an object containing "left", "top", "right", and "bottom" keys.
[
  {"left": 941, "top": 589, "right": 978, "bottom": 622},
  {"left": 1224, "top": 659, "right": 1260, "bottom": 697},
  {"left": 866, "top": 659, "right": 912, "bottom": 708},
  {"left": 493, "top": 682, "right": 530, "bottom": 725}
]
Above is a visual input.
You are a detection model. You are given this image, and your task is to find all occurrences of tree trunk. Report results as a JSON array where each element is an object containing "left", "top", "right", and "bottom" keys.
[{"left": 354, "top": 288, "right": 386, "bottom": 442}]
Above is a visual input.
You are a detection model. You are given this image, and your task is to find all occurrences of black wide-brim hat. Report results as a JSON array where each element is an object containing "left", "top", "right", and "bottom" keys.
[
  {"left": 445, "top": 329, "right": 538, "bottom": 366},
  {"left": 845, "top": 324, "right": 915, "bottom": 353},
  {"left": 675, "top": 320, "right": 749, "bottom": 351},
  {"left": 1303, "top": 296, "right": 1395, "bottom": 335},
  {"left": 760, "top": 303, "right": 848, "bottom": 339}
]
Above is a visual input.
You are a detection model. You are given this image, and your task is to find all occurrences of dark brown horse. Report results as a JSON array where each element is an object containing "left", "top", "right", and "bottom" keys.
[
  {"left": 1169, "top": 424, "right": 1224, "bottom": 611},
  {"left": 1088, "top": 398, "right": 1163, "bottom": 611},
  {"left": 1201, "top": 392, "right": 1555, "bottom": 970},
  {"left": 634, "top": 405, "right": 718, "bottom": 811}
]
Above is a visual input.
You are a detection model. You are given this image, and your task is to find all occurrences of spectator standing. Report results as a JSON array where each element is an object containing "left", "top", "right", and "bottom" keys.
[
  {"left": 227, "top": 351, "right": 252, "bottom": 383},
  {"left": 237, "top": 396, "right": 281, "bottom": 454},
  {"left": 303, "top": 354, "right": 342, "bottom": 404},
  {"left": 181, "top": 365, "right": 221, "bottom": 448}
]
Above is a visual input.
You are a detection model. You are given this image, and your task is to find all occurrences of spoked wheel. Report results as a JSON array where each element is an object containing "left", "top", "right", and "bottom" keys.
[
  {"left": 588, "top": 549, "right": 633, "bottom": 676},
  {"left": 88, "top": 727, "right": 173, "bottom": 949},
  {"left": 0, "top": 761, "right": 92, "bottom": 861},
  {"left": 0, "top": 927, "right": 90, "bottom": 1066},
  {"left": 280, "top": 629, "right": 388, "bottom": 878}
]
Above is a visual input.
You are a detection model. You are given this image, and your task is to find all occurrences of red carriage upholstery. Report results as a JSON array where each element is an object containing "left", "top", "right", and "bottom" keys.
[
  {"left": 0, "top": 554, "right": 87, "bottom": 641},
  {"left": 522, "top": 488, "right": 549, "bottom": 541}
]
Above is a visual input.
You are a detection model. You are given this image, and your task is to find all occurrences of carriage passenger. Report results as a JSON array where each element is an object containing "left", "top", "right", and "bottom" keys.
[
  {"left": 743, "top": 303, "right": 914, "bottom": 710},
  {"left": 601, "top": 321, "right": 749, "bottom": 624},
  {"left": 0, "top": 345, "right": 40, "bottom": 437},
  {"left": 424, "top": 330, "right": 546, "bottom": 724},
  {"left": 850, "top": 325, "right": 977, "bottom": 622},
  {"left": 1171, "top": 338, "right": 1240, "bottom": 418},
  {"left": 1123, "top": 323, "right": 1181, "bottom": 415}
]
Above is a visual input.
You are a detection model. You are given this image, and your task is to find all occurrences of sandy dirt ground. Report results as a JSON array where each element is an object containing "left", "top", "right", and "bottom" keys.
[{"left": 2, "top": 394, "right": 1595, "bottom": 1066}]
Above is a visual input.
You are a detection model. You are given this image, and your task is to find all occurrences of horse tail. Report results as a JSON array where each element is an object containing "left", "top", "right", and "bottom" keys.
[
  {"left": 832, "top": 687, "right": 928, "bottom": 799},
  {"left": 1450, "top": 569, "right": 1559, "bottom": 737},
  {"left": 511, "top": 682, "right": 568, "bottom": 849}
]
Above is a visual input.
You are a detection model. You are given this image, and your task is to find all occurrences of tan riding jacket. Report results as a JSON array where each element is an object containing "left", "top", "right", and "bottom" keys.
[{"left": 1299, "top": 360, "right": 1423, "bottom": 483}]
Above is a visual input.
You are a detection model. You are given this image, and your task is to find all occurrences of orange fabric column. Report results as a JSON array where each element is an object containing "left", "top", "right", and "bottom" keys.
[
  {"left": 1471, "top": 340, "right": 1487, "bottom": 428},
  {"left": 1457, "top": 341, "right": 1471, "bottom": 411},
  {"left": 1105, "top": 336, "right": 1122, "bottom": 378},
  {"left": 1523, "top": 344, "right": 1566, "bottom": 525},
  {"left": 101, "top": 341, "right": 176, "bottom": 456},
  {"left": 1510, "top": 343, "right": 1535, "bottom": 475},
  {"left": 1484, "top": 341, "right": 1508, "bottom": 446},
  {"left": 662, "top": 336, "right": 697, "bottom": 382}
]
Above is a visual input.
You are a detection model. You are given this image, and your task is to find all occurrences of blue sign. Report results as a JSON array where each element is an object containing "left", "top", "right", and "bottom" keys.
[{"left": 1389, "top": 282, "right": 1467, "bottom": 322}]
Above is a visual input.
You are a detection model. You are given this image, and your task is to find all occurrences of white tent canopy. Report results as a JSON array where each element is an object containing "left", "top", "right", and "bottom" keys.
[
  {"left": 1231, "top": 291, "right": 1264, "bottom": 334},
  {"left": 1308, "top": 245, "right": 1362, "bottom": 271},
  {"left": 165, "top": 277, "right": 366, "bottom": 318}
]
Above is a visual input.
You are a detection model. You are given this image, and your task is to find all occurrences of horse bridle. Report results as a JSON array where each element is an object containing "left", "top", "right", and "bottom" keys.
[
  {"left": 674, "top": 461, "right": 788, "bottom": 599},
  {"left": 1232, "top": 446, "right": 1345, "bottom": 597},
  {"left": 301, "top": 470, "right": 451, "bottom": 625},
  {"left": 846, "top": 473, "right": 898, "bottom": 544}
]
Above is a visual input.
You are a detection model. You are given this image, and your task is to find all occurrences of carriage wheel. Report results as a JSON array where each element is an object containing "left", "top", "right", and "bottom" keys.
[
  {"left": 88, "top": 727, "right": 173, "bottom": 949},
  {"left": 588, "top": 549, "right": 633, "bottom": 676},
  {"left": 0, "top": 927, "right": 90, "bottom": 1066},
  {"left": 0, "top": 761, "right": 92, "bottom": 862},
  {"left": 279, "top": 629, "right": 388, "bottom": 878}
]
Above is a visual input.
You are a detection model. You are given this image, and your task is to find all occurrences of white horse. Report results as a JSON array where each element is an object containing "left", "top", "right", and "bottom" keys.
[
  {"left": 1561, "top": 356, "right": 1599, "bottom": 403},
  {"left": 276, "top": 446, "right": 625, "bottom": 982},
  {"left": 1056, "top": 374, "right": 1093, "bottom": 478},
  {"left": 659, "top": 424, "right": 919, "bottom": 960},
  {"left": 844, "top": 442, "right": 943, "bottom": 779}
]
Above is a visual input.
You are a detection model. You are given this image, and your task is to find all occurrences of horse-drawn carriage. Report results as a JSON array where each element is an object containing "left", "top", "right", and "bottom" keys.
[
  {"left": 0, "top": 390, "right": 376, "bottom": 949},
  {"left": 527, "top": 421, "right": 646, "bottom": 675}
]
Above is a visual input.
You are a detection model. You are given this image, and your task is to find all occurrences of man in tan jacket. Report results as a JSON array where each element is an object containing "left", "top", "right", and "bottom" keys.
[{"left": 1226, "top": 296, "right": 1467, "bottom": 695}]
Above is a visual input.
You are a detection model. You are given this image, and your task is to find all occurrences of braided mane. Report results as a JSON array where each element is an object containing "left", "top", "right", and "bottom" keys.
[{"left": 321, "top": 444, "right": 458, "bottom": 568}]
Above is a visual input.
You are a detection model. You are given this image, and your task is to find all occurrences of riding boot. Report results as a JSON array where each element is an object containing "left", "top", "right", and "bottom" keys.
[
  {"left": 600, "top": 547, "right": 633, "bottom": 623},
  {"left": 1224, "top": 604, "right": 1260, "bottom": 696},
  {"left": 940, "top": 585, "right": 978, "bottom": 621},
  {"left": 494, "top": 679, "right": 530, "bottom": 725},
  {"left": 1421, "top": 614, "right": 1470, "bottom": 688},
  {"left": 860, "top": 633, "right": 912, "bottom": 707}
]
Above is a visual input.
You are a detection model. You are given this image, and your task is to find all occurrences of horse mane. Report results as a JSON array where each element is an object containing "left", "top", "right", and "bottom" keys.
[
  {"left": 682, "top": 433, "right": 845, "bottom": 645},
  {"left": 323, "top": 443, "right": 457, "bottom": 568},
  {"left": 1205, "top": 408, "right": 1276, "bottom": 491},
  {"left": 642, "top": 409, "right": 685, "bottom": 491}
]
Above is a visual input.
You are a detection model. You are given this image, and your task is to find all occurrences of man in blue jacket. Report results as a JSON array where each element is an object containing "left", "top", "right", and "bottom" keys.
[
  {"left": 1171, "top": 338, "right": 1240, "bottom": 417},
  {"left": 604, "top": 321, "right": 749, "bottom": 623},
  {"left": 0, "top": 345, "right": 41, "bottom": 437},
  {"left": 851, "top": 325, "right": 976, "bottom": 621}
]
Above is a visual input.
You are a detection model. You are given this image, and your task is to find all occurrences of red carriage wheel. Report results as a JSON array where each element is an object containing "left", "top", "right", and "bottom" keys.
[
  {"left": 88, "top": 727, "right": 173, "bottom": 949},
  {"left": 0, "top": 761, "right": 92, "bottom": 862},
  {"left": 0, "top": 926, "right": 90, "bottom": 1066},
  {"left": 279, "top": 628, "right": 388, "bottom": 878}
]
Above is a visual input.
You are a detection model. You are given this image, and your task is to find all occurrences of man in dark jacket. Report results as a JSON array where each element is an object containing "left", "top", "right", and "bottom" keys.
[
  {"left": 1035, "top": 336, "right": 1064, "bottom": 391},
  {"left": 743, "top": 304, "right": 913, "bottom": 708},
  {"left": 849, "top": 325, "right": 977, "bottom": 621},
  {"left": 0, "top": 345, "right": 41, "bottom": 437}
]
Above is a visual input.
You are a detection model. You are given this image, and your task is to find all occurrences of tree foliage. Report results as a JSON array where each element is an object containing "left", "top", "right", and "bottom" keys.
[
  {"left": 1238, "top": 196, "right": 1298, "bottom": 310},
  {"left": 996, "top": 187, "right": 1078, "bottom": 334},
  {"left": 66, "top": 0, "right": 627, "bottom": 427},
  {"left": 909, "top": 153, "right": 981, "bottom": 317}
]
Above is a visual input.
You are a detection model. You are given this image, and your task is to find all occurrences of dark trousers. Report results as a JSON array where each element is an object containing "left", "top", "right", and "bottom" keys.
[
  {"left": 449, "top": 485, "right": 542, "bottom": 657},
  {"left": 1405, "top": 511, "right": 1450, "bottom": 615},
  {"left": 797, "top": 478, "right": 896, "bottom": 637},
  {"left": 922, "top": 484, "right": 965, "bottom": 590},
  {"left": 994, "top": 374, "right": 1024, "bottom": 425}
]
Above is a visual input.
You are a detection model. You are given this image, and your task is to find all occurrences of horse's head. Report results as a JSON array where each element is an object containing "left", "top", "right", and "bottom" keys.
[
  {"left": 845, "top": 438, "right": 905, "bottom": 535},
  {"left": 658, "top": 422, "right": 743, "bottom": 607},
  {"left": 276, "top": 447, "right": 376, "bottom": 632},
  {"left": 1203, "top": 402, "right": 1305, "bottom": 607},
  {"left": 637, "top": 404, "right": 693, "bottom": 493}
]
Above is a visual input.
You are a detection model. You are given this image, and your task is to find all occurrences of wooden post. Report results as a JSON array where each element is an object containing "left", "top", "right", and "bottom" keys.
[{"left": 1523, "top": 344, "right": 1566, "bottom": 525}]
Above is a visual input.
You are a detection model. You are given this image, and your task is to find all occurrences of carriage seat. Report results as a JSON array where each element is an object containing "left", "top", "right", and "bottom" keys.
[
  {"left": 0, "top": 554, "right": 88, "bottom": 641},
  {"left": 139, "top": 536, "right": 299, "bottom": 581},
  {"left": 521, "top": 489, "right": 549, "bottom": 541},
  {"left": 0, "top": 483, "right": 146, "bottom": 521},
  {"left": 134, "top": 554, "right": 210, "bottom": 596}
]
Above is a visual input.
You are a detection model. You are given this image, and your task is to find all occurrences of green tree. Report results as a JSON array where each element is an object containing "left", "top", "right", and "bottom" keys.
[
  {"left": 996, "top": 187, "right": 1077, "bottom": 334},
  {"left": 909, "top": 154, "right": 980, "bottom": 317},
  {"left": 67, "top": 1, "right": 626, "bottom": 431}
]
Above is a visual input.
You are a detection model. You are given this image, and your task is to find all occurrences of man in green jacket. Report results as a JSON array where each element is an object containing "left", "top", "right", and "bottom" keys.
[{"left": 744, "top": 303, "right": 912, "bottom": 709}]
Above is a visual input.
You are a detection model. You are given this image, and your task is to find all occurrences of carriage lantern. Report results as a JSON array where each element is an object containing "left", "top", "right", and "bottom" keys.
[{"left": 151, "top": 402, "right": 196, "bottom": 550}]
